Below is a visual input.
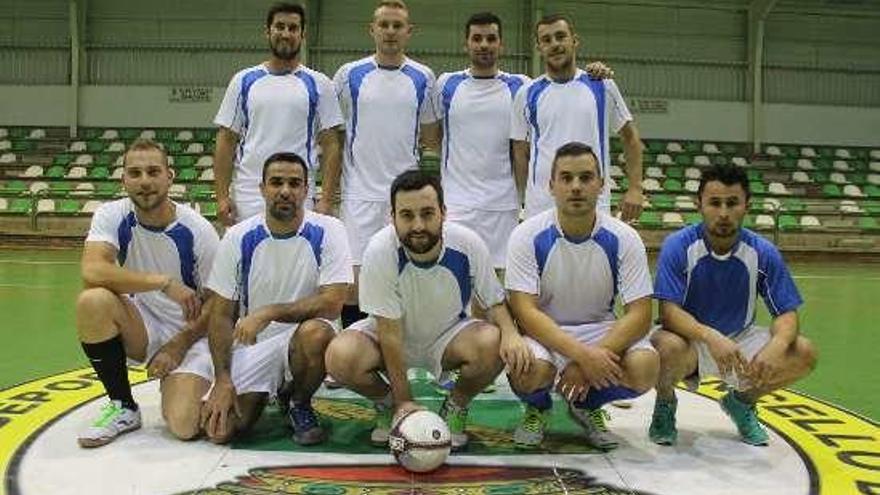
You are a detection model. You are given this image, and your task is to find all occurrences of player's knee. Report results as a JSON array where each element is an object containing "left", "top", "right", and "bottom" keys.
[
  {"left": 797, "top": 337, "right": 818, "bottom": 374},
  {"left": 324, "top": 335, "right": 359, "bottom": 380},
  {"left": 294, "top": 320, "right": 335, "bottom": 356},
  {"left": 76, "top": 288, "right": 117, "bottom": 319},
  {"left": 626, "top": 351, "right": 660, "bottom": 393},
  {"left": 508, "top": 361, "right": 554, "bottom": 394},
  {"left": 165, "top": 406, "right": 201, "bottom": 441},
  {"left": 651, "top": 330, "right": 689, "bottom": 361}
]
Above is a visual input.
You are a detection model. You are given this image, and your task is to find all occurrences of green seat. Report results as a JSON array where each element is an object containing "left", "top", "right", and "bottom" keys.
[
  {"left": 638, "top": 211, "right": 662, "bottom": 228},
  {"left": 858, "top": 216, "right": 880, "bottom": 232},
  {"left": 815, "top": 159, "right": 832, "bottom": 170},
  {"left": 165, "top": 142, "right": 184, "bottom": 154},
  {"left": 53, "top": 154, "right": 73, "bottom": 167},
  {"left": 651, "top": 194, "right": 674, "bottom": 210},
  {"left": 189, "top": 184, "right": 214, "bottom": 201},
  {"left": 87, "top": 141, "right": 105, "bottom": 153},
  {"left": 96, "top": 182, "right": 121, "bottom": 198},
  {"left": 742, "top": 215, "right": 755, "bottom": 229},
  {"left": 750, "top": 181, "right": 766, "bottom": 195},
  {"left": 864, "top": 202, "right": 880, "bottom": 215},
  {"left": 684, "top": 212, "right": 702, "bottom": 225},
  {"left": 747, "top": 170, "right": 763, "bottom": 182},
  {"left": 778, "top": 158, "right": 796, "bottom": 170},
  {"left": 1, "top": 180, "right": 27, "bottom": 195},
  {"left": 58, "top": 199, "right": 81, "bottom": 214},
  {"left": 95, "top": 154, "right": 113, "bottom": 167},
  {"left": 156, "top": 129, "right": 175, "bottom": 142},
  {"left": 662, "top": 179, "right": 683, "bottom": 193},
  {"left": 45, "top": 166, "right": 66, "bottom": 179},
  {"left": 199, "top": 202, "right": 218, "bottom": 219},
  {"left": 8, "top": 198, "right": 31, "bottom": 214},
  {"left": 647, "top": 141, "right": 665, "bottom": 154},
  {"left": 822, "top": 184, "right": 842, "bottom": 198},
  {"left": 781, "top": 146, "right": 799, "bottom": 158},
  {"left": 783, "top": 198, "right": 805, "bottom": 213},
  {"left": 176, "top": 168, "right": 197, "bottom": 182},
  {"left": 720, "top": 143, "right": 740, "bottom": 155},
  {"left": 711, "top": 155, "right": 728, "bottom": 166},
  {"left": 684, "top": 141, "right": 701, "bottom": 154},
  {"left": 11, "top": 140, "right": 34, "bottom": 152},
  {"left": 79, "top": 128, "right": 101, "bottom": 140},
  {"left": 865, "top": 185, "right": 880, "bottom": 198},
  {"left": 49, "top": 182, "right": 73, "bottom": 195},
  {"left": 665, "top": 167, "right": 683, "bottom": 179},
  {"left": 851, "top": 161, "right": 867, "bottom": 172},
  {"left": 120, "top": 129, "right": 140, "bottom": 140},
  {"left": 674, "top": 155, "right": 692, "bottom": 167},
  {"left": 195, "top": 129, "right": 215, "bottom": 142},
  {"left": 175, "top": 155, "right": 196, "bottom": 168},
  {"left": 850, "top": 173, "right": 866, "bottom": 185},
  {"left": 778, "top": 214, "right": 800, "bottom": 232},
  {"left": 88, "top": 167, "right": 110, "bottom": 180}
]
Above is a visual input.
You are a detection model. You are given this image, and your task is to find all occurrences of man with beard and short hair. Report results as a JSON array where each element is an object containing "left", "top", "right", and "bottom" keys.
[
  {"left": 213, "top": 2, "right": 343, "bottom": 225},
  {"left": 331, "top": 0, "right": 440, "bottom": 328},
  {"left": 75, "top": 138, "right": 219, "bottom": 447},
  {"left": 511, "top": 14, "right": 644, "bottom": 220},
  {"left": 648, "top": 164, "right": 816, "bottom": 447},
  {"left": 194, "top": 152, "right": 352, "bottom": 445},
  {"left": 324, "top": 170, "right": 532, "bottom": 451}
]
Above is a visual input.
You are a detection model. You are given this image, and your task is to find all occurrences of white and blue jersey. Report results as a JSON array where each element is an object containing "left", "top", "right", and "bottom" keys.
[
  {"left": 434, "top": 69, "right": 528, "bottom": 211},
  {"left": 654, "top": 224, "right": 803, "bottom": 337},
  {"left": 206, "top": 211, "right": 353, "bottom": 342},
  {"left": 510, "top": 70, "right": 632, "bottom": 217},
  {"left": 334, "top": 56, "right": 438, "bottom": 202},
  {"left": 359, "top": 222, "right": 504, "bottom": 347},
  {"left": 215, "top": 63, "right": 343, "bottom": 212},
  {"left": 505, "top": 209, "right": 652, "bottom": 325},
  {"left": 85, "top": 198, "right": 219, "bottom": 330}
]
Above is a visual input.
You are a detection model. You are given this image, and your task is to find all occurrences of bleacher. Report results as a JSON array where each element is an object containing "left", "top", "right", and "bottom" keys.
[{"left": 3, "top": 125, "right": 880, "bottom": 250}]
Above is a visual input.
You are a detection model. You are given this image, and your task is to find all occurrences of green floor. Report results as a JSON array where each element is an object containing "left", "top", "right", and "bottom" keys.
[{"left": 0, "top": 249, "right": 877, "bottom": 421}]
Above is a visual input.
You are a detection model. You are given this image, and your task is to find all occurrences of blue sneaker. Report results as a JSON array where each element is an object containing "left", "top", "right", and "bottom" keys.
[
  {"left": 648, "top": 397, "right": 678, "bottom": 445},
  {"left": 720, "top": 392, "right": 769, "bottom": 446},
  {"left": 288, "top": 402, "right": 326, "bottom": 446}
]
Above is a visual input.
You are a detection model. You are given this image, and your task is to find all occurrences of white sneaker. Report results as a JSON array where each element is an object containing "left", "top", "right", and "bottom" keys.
[
  {"left": 77, "top": 401, "right": 142, "bottom": 448},
  {"left": 568, "top": 405, "right": 618, "bottom": 450}
]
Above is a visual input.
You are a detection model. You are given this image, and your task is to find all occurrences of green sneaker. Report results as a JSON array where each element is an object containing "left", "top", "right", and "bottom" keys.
[
  {"left": 720, "top": 392, "right": 769, "bottom": 446},
  {"left": 77, "top": 401, "right": 142, "bottom": 448},
  {"left": 439, "top": 397, "right": 469, "bottom": 450},
  {"left": 513, "top": 405, "right": 550, "bottom": 448},
  {"left": 648, "top": 397, "right": 678, "bottom": 445},
  {"left": 435, "top": 370, "right": 495, "bottom": 395},
  {"left": 370, "top": 402, "right": 393, "bottom": 445},
  {"left": 568, "top": 406, "right": 618, "bottom": 450}
]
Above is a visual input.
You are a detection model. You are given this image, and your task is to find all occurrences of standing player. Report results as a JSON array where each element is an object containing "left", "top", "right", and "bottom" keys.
[
  {"left": 511, "top": 14, "right": 644, "bottom": 220},
  {"left": 195, "top": 152, "right": 352, "bottom": 444},
  {"left": 649, "top": 164, "right": 817, "bottom": 446},
  {"left": 75, "top": 139, "right": 219, "bottom": 447},
  {"left": 324, "top": 170, "right": 532, "bottom": 450},
  {"left": 506, "top": 142, "right": 658, "bottom": 450},
  {"left": 213, "top": 2, "right": 343, "bottom": 225},
  {"left": 331, "top": 0, "right": 439, "bottom": 327}
]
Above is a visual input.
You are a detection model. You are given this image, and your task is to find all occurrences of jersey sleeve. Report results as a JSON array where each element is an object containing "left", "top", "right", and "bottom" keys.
[
  {"left": 467, "top": 231, "right": 505, "bottom": 308},
  {"left": 617, "top": 227, "right": 653, "bottom": 304},
  {"left": 504, "top": 225, "right": 540, "bottom": 295},
  {"left": 605, "top": 79, "right": 633, "bottom": 134},
  {"left": 758, "top": 245, "right": 803, "bottom": 317},
  {"left": 316, "top": 73, "right": 344, "bottom": 131},
  {"left": 358, "top": 232, "right": 403, "bottom": 319},
  {"left": 419, "top": 67, "right": 439, "bottom": 124},
  {"left": 205, "top": 230, "right": 242, "bottom": 301},
  {"left": 433, "top": 73, "right": 449, "bottom": 120},
  {"left": 510, "top": 82, "right": 530, "bottom": 141},
  {"left": 653, "top": 234, "right": 687, "bottom": 305},
  {"left": 85, "top": 202, "right": 122, "bottom": 249},
  {"left": 214, "top": 72, "right": 245, "bottom": 134},
  {"left": 193, "top": 219, "right": 220, "bottom": 293},
  {"left": 332, "top": 64, "right": 352, "bottom": 122},
  {"left": 318, "top": 219, "right": 354, "bottom": 286}
]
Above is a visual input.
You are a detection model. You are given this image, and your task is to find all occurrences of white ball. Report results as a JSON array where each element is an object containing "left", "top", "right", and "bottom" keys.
[{"left": 388, "top": 409, "right": 451, "bottom": 473}]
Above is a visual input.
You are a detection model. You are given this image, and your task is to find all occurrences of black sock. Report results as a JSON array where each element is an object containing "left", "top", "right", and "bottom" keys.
[
  {"left": 81, "top": 335, "right": 138, "bottom": 411},
  {"left": 341, "top": 304, "right": 367, "bottom": 329}
]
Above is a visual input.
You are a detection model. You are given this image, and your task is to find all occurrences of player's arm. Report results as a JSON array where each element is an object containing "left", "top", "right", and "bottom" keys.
[
  {"left": 232, "top": 283, "right": 349, "bottom": 345},
  {"left": 203, "top": 294, "right": 240, "bottom": 436},
  {"left": 511, "top": 140, "right": 530, "bottom": 202},
  {"left": 596, "top": 296, "right": 652, "bottom": 355},
  {"left": 618, "top": 121, "right": 644, "bottom": 222},
  {"left": 375, "top": 315, "right": 414, "bottom": 409},
  {"left": 487, "top": 301, "right": 533, "bottom": 377},
  {"left": 148, "top": 293, "right": 215, "bottom": 378},
  {"left": 659, "top": 300, "right": 747, "bottom": 376},
  {"left": 509, "top": 290, "right": 622, "bottom": 387},
  {"left": 315, "top": 126, "right": 343, "bottom": 215},
  {"left": 213, "top": 126, "right": 240, "bottom": 226}
]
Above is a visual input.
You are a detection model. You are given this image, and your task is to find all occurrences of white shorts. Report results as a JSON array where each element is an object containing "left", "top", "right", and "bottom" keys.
[
  {"left": 446, "top": 205, "right": 518, "bottom": 269},
  {"left": 526, "top": 321, "right": 655, "bottom": 375},
  {"left": 690, "top": 324, "right": 771, "bottom": 390},
  {"left": 347, "top": 317, "right": 478, "bottom": 379},
  {"left": 341, "top": 199, "right": 391, "bottom": 264},
  {"left": 129, "top": 296, "right": 182, "bottom": 366}
]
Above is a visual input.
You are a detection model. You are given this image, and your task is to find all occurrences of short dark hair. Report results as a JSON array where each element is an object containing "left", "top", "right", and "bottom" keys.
[
  {"left": 536, "top": 13, "right": 575, "bottom": 36},
  {"left": 262, "top": 152, "right": 308, "bottom": 183},
  {"left": 390, "top": 170, "right": 444, "bottom": 212},
  {"left": 266, "top": 2, "right": 305, "bottom": 29},
  {"left": 551, "top": 141, "right": 599, "bottom": 178},
  {"left": 698, "top": 164, "right": 750, "bottom": 199},
  {"left": 123, "top": 138, "right": 169, "bottom": 169},
  {"left": 465, "top": 12, "right": 502, "bottom": 39}
]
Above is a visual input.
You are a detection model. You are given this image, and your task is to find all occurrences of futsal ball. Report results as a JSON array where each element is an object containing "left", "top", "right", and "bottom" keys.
[{"left": 388, "top": 409, "right": 452, "bottom": 473}]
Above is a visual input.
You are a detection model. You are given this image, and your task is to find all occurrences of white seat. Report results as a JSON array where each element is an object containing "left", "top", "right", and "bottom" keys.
[
  {"left": 608, "top": 177, "right": 619, "bottom": 191},
  {"left": 0, "top": 140, "right": 9, "bottom": 151},
  {"left": 74, "top": 154, "right": 93, "bottom": 166},
  {"left": 685, "top": 167, "right": 701, "bottom": 179},
  {"left": 829, "top": 172, "right": 848, "bottom": 184},
  {"left": 169, "top": 184, "right": 187, "bottom": 199},
  {"left": 685, "top": 179, "right": 699, "bottom": 192},
  {"left": 655, "top": 154, "right": 673, "bottom": 165},
  {"left": 869, "top": 150, "right": 880, "bottom": 160},
  {"left": 797, "top": 158, "right": 814, "bottom": 170},
  {"left": 869, "top": 174, "right": 880, "bottom": 186},
  {"left": 702, "top": 143, "right": 719, "bottom": 154},
  {"left": 839, "top": 200, "right": 863, "bottom": 213},
  {"left": 646, "top": 166, "right": 664, "bottom": 179},
  {"left": 765, "top": 145, "right": 781, "bottom": 157},
  {"left": 71, "top": 182, "right": 96, "bottom": 195},
  {"left": 100, "top": 129, "right": 119, "bottom": 140},
  {"left": 616, "top": 152, "right": 626, "bottom": 164},
  {"left": 801, "top": 215, "right": 821, "bottom": 227},
  {"left": 199, "top": 169, "right": 214, "bottom": 181},
  {"left": 756, "top": 214, "right": 775, "bottom": 228},
  {"left": 111, "top": 167, "right": 124, "bottom": 179},
  {"left": 792, "top": 171, "right": 811, "bottom": 183},
  {"left": 176, "top": 130, "right": 194, "bottom": 141},
  {"left": 107, "top": 141, "right": 125, "bottom": 152},
  {"left": 763, "top": 198, "right": 781, "bottom": 212},
  {"left": 642, "top": 178, "right": 662, "bottom": 192},
  {"left": 870, "top": 161, "right": 880, "bottom": 172},
  {"left": 28, "top": 129, "right": 46, "bottom": 139},
  {"left": 139, "top": 129, "right": 156, "bottom": 140},
  {"left": 800, "top": 147, "right": 816, "bottom": 158},
  {"left": 0, "top": 128, "right": 7, "bottom": 138},
  {"left": 1, "top": 152, "right": 17, "bottom": 164},
  {"left": 666, "top": 142, "right": 683, "bottom": 153},
  {"left": 694, "top": 155, "right": 710, "bottom": 166},
  {"left": 114, "top": 155, "right": 124, "bottom": 166},
  {"left": 833, "top": 160, "right": 851, "bottom": 172},
  {"left": 674, "top": 196, "right": 696, "bottom": 210},
  {"left": 22, "top": 165, "right": 43, "bottom": 177},
  {"left": 662, "top": 212, "right": 684, "bottom": 226},
  {"left": 768, "top": 182, "right": 789, "bottom": 195},
  {"left": 82, "top": 200, "right": 103, "bottom": 213},
  {"left": 834, "top": 149, "right": 851, "bottom": 159},
  {"left": 185, "top": 142, "right": 204, "bottom": 154},
  {"left": 731, "top": 156, "right": 747, "bottom": 167},
  {"left": 69, "top": 141, "right": 87, "bottom": 152},
  {"left": 196, "top": 155, "right": 214, "bottom": 168},
  {"left": 610, "top": 165, "right": 624, "bottom": 178},
  {"left": 29, "top": 181, "right": 49, "bottom": 194},
  {"left": 66, "top": 166, "right": 88, "bottom": 179},
  {"left": 37, "top": 198, "right": 55, "bottom": 212},
  {"left": 167, "top": 155, "right": 175, "bottom": 167},
  {"left": 843, "top": 184, "right": 864, "bottom": 197},
  {"left": 0, "top": 197, "right": 7, "bottom": 211}
]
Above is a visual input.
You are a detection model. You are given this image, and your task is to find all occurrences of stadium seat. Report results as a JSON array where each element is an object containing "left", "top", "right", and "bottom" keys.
[
  {"left": 830, "top": 172, "right": 848, "bottom": 184},
  {"left": 196, "top": 155, "right": 213, "bottom": 168},
  {"left": 69, "top": 141, "right": 87, "bottom": 152},
  {"left": 762, "top": 198, "right": 781, "bottom": 212},
  {"left": 197, "top": 202, "right": 218, "bottom": 219},
  {"left": 755, "top": 214, "right": 775, "bottom": 229},
  {"left": 801, "top": 215, "right": 821, "bottom": 228},
  {"left": 866, "top": 185, "right": 880, "bottom": 198},
  {"left": 662, "top": 179, "right": 683, "bottom": 193},
  {"left": 101, "top": 129, "right": 119, "bottom": 140},
  {"left": 74, "top": 154, "right": 94, "bottom": 166},
  {"left": 655, "top": 154, "right": 673, "bottom": 165},
  {"left": 839, "top": 200, "right": 863, "bottom": 214},
  {"left": 29, "top": 182, "right": 49, "bottom": 195},
  {"left": 120, "top": 129, "right": 139, "bottom": 140},
  {"left": 194, "top": 129, "right": 214, "bottom": 142},
  {"left": 778, "top": 214, "right": 799, "bottom": 231},
  {"left": 666, "top": 142, "right": 683, "bottom": 153},
  {"left": 169, "top": 184, "right": 187, "bottom": 199},
  {"left": 1, "top": 152, "right": 17, "bottom": 164},
  {"left": 45, "top": 166, "right": 66, "bottom": 179},
  {"left": 110, "top": 167, "right": 123, "bottom": 179},
  {"left": 174, "top": 155, "right": 196, "bottom": 168},
  {"left": 685, "top": 180, "right": 699, "bottom": 192},
  {"left": 0, "top": 180, "right": 27, "bottom": 195},
  {"left": 835, "top": 148, "right": 852, "bottom": 159},
  {"left": 82, "top": 200, "right": 103, "bottom": 214},
  {"left": 833, "top": 160, "right": 851, "bottom": 172},
  {"left": 86, "top": 141, "right": 105, "bottom": 153},
  {"left": 684, "top": 212, "right": 701, "bottom": 224},
  {"left": 638, "top": 211, "right": 662, "bottom": 228},
  {"left": 176, "top": 168, "right": 197, "bottom": 182},
  {"left": 96, "top": 182, "right": 120, "bottom": 198},
  {"left": 702, "top": 143, "right": 719, "bottom": 154},
  {"left": 858, "top": 216, "right": 880, "bottom": 232},
  {"left": 189, "top": 184, "right": 213, "bottom": 201},
  {"left": 675, "top": 155, "right": 692, "bottom": 167},
  {"left": 685, "top": 167, "right": 700, "bottom": 179},
  {"left": 176, "top": 130, "right": 194, "bottom": 142},
  {"left": 646, "top": 166, "right": 664, "bottom": 179},
  {"left": 647, "top": 141, "right": 666, "bottom": 154},
  {"left": 765, "top": 145, "right": 782, "bottom": 157},
  {"left": 114, "top": 155, "right": 124, "bottom": 166},
  {"left": 107, "top": 141, "right": 125, "bottom": 153},
  {"left": 166, "top": 142, "right": 184, "bottom": 154},
  {"left": 0, "top": 128, "right": 7, "bottom": 139},
  {"left": 8, "top": 198, "right": 31, "bottom": 214},
  {"left": 665, "top": 167, "right": 683, "bottom": 179},
  {"left": 70, "top": 182, "right": 95, "bottom": 196},
  {"left": 88, "top": 167, "right": 111, "bottom": 180},
  {"left": 36, "top": 198, "right": 55, "bottom": 213},
  {"left": 731, "top": 157, "right": 747, "bottom": 167},
  {"left": 0, "top": 140, "right": 10, "bottom": 151},
  {"left": 610, "top": 165, "right": 624, "bottom": 178},
  {"left": 651, "top": 195, "right": 673, "bottom": 210},
  {"left": 608, "top": 177, "right": 620, "bottom": 192},
  {"left": 694, "top": 155, "right": 710, "bottom": 166},
  {"left": 675, "top": 196, "right": 696, "bottom": 210},
  {"left": 823, "top": 184, "right": 843, "bottom": 198},
  {"left": 750, "top": 181, "right": 767, "bottom": 194},
  {"left": 843, "top": 185, "right": 864, "bottom": 197},
  {"left": 792, "top": 171, "right": 811, "bottom": 183},
  {"left": 156, "top": 129, "right": 174, "bottom": 142},
  {"left": 797, "top": 159, "right": 814, "bottom": 170},
  {"left": 27, "top": 129, "right": 46, "bottom": 139},
  {"left": 199, "top": 169, "right": 214, "bottom": 182},
  {"left": 58, "top": 199, "right": 81, "bottom": 214},
  {"left": 800, "top": 147, "right": 816, "bottom": 158},
  {"left": 139, "top": 129, "right": 156, "bottom": 140},
  {"left": 640, "top": 178, "right": 660, "bottom": 192},
  {"left": 185, "top": 142, "right": 204, "bottom": 154},
  {"left": 747, "top": 170, "right": 763, "bottom": 182},
  {"left": 868, "top": 174, "right": 880, "bottom": 185},
  {"left": 21, "top": 165, "right": 43, "bottom": 178},
  {"left": 662, "top": 212, "right": 684, "bottom": 227}
]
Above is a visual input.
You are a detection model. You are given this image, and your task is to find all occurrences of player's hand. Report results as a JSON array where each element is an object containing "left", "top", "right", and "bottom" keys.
[
  {"left": 201, "top": 376, "right": 241, "bottom": 439},
  {"left": 314, "top": 197, "right": 335, "bottom": 217},
  {"left": 557, "top": 363, "right": 590, "bottom": 403},
  {"left": 748, "top": 340, "right": 786, "bottom": 388},
  {"left": 575, "top": 344, "right": 623, "bottom": 388},
  {"left": 233, "top": 310, "right": 271, "bottom": 345},
  {"left": 392, "top": 401, "right": 425, "bottom": 425},
  {"left": 620, "top": 187, "right": 644, "bottom": 223},
  {"left": 217, "top": 197, "right": 237, "bottom": 226},
  {"left": 163, "top": 279, "right": 201, "bottom": 322},
  {"left": 585, "top": 61, "right": 614, "bottom": 80},
  {"left": 705, "top": 332, "right": 748, "bottom": 378},
  {"left": 147, "top": 337, "right": 187, "bottom": 378},
  {"left": 499, "top": 331, "right": 534, "bottom": 378}
]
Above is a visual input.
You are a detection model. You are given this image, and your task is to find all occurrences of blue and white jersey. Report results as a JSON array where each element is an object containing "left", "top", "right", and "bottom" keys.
[
  {"left": 359, "top": 222, "right": 504, "bottom": 347},
  {"left": 207, "top": 211, "right": 353, "bottom": 342},
  {"left": 434, "top": 69, "right": 529, "bottom": 211},
  {"left": 506, "top": 209, "right": 652, "bottom": 325},
  {"left": 334, "top": 56, "right": 438, "bottom": 202},
  {"left": 215, "top": 63, "right": 343, "bottom": 210},
  {"left": 85, "top": 198, "right": 219, "bottom": 329},
  {"left": 654, "top": 224, "right": 803, "bottom": 337},
  {"left": 510, "top": 69, "right": 632, "bottom": 217}
]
